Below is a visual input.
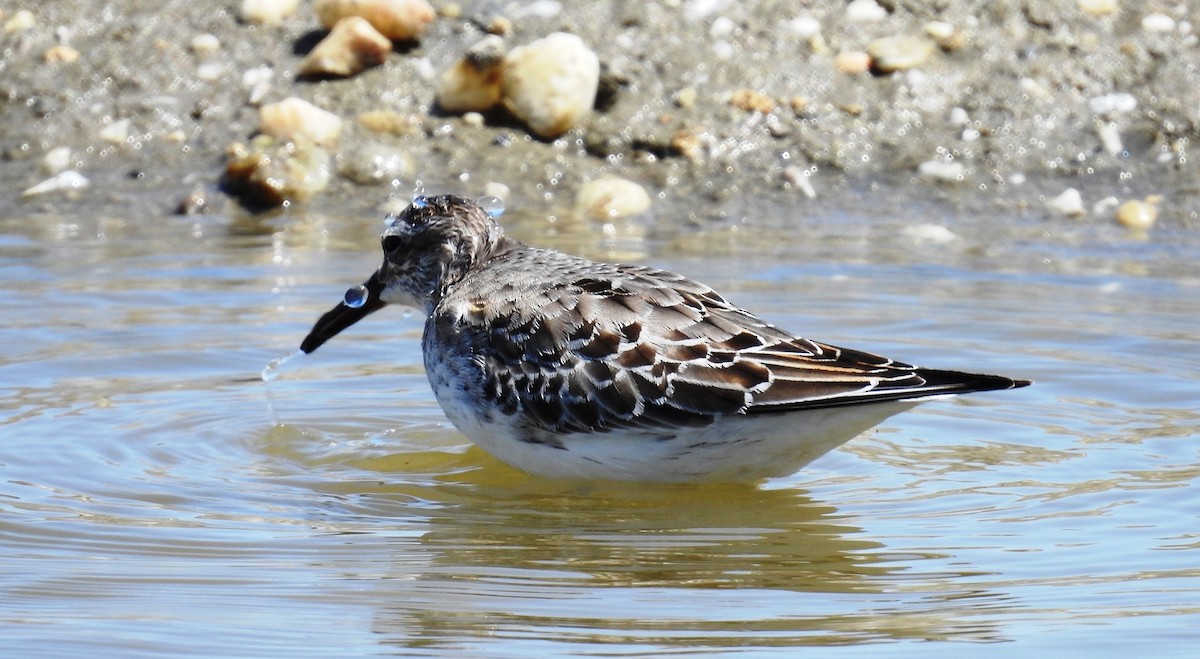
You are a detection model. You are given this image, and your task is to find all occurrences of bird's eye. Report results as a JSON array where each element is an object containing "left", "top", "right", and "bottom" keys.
[{"left": 382, "top": 234, "right": 402, "bottom": 253}]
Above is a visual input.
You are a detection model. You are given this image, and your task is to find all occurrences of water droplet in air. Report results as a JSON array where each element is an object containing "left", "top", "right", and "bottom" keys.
[
  {"left": 476, "top": 195, "right": 505, "bottom": 218},
  {"left": 411, "top": 183, "right": 427, "bottom": 208},
  {"left": 344, "top": 284, "right": 369, "bottom": 308},
  {"left": 261, "top": 349, "right": 303, "bottom": 382}
]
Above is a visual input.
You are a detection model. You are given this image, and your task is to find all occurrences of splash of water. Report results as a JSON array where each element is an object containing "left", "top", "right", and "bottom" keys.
[{"left": 261, "top": 349, "right": 303, "bottom": 426}]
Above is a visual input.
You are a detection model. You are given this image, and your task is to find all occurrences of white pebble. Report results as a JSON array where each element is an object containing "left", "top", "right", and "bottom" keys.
[
  {"left": 948, "top": 107, "right": 970, "bottom": 126},
  {"left": 242, "top": 66, "right": 274, "bottom": 105},
  {"left": 902, "top": 223, "right": 957, "bottom": 244},
  {"left": 576, "top": 177, "right": 652, "bottom": 220},
  {"left": 197, "top": 62, "right": 225, "bottom": 81},
  {"left": 298, "top": 15, "right": 392, "bottom": 78},
  {"left": 314, "top": 0, "right": 436, "bottom": 41},
  {"left": 1141, "top": 12, "right": 1176, "bottom": 33},
  {"left": 4, "top": 9, "right": 35, "bottom": 33},
  {"left": 1097, "top": 122, "right": 1123, "bottom": 155},
  {"left": 1046, "top": 187, "right": 1084, "bottom": 217},
  {"left": 788, "top": 16, "right": 821, "bottom": 39},
  {"left": 782, "top": 165, "right": 817, "bottom": 198},
  {"left": 917, "top": 159, "right": 964, "bottom": 181},
  {"left": 259, "top": 98, "right": 343, "bottom": 145},
  {"left": 99, "top": 118, "right": 131, "bottom": 143},
  {"left": 22, "top": 170, "right": 90, "bottom": 198},
  {"left": 239, "top": 0, "right": 300, "bottom": 24},
  {"left": 710, "top": 16, "right": 735, "bottom": 38},
  {"left": 502, "top": 32, "right": 600, "bottom": 139},
  {"left": 1077, "top": 0, "right": 1118, "bottom": 16},
  {"left": 511, "top": 0, "right": 562, "bottom": 19},
  {"left": 41, "top": 146, "right": 72, "bottom": 175},
  {"left": 1089, "top": 92, "right": 1137, "bottom": 115},
  {"left": 846, "top": 0, "right": 887, "bottom": 23},
  {"left": 436, "top": 35, "right": 506, "bottom": 113},
  {"left": 190, "top": 33, "right": 221, "bottom": 56}
]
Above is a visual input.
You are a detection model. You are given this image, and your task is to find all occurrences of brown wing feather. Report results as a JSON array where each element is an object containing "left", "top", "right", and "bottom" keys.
[{"left": 438, "top": 245, "right": 1026, "bottom": 434}]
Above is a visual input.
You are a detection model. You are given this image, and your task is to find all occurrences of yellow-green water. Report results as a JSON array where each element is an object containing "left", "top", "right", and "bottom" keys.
[{"left": 2, "top": 198, "right": 1198, "bottom": 656}]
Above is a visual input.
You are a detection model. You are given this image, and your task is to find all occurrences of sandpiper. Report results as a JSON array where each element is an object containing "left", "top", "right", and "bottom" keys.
[{"left": 300, "top": 194, "right": 1030, "bottom": 482}]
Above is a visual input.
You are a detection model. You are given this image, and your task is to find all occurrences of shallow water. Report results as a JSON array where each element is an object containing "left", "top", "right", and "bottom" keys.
[{"left": 2, "top": 192, "right": 1199, "bottom": 656}]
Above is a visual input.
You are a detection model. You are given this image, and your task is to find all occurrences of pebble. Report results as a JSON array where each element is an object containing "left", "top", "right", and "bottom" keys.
[
  {"left": 4, "top": 9, "right": 35, "bottom": 33},
  {"left": 575, "top": 177, "right": 652, "bottom": 220},
  {"left": 357, "top": 109, "right": 421, "bottom": 135},
  {"left": 1089, "top": 92, "right": 1136, "bottom": 115},
  {"left": 728, "top": 89, "right": 773, "bottom": 114},
  {"left": 190, "top": 33, "right": 221, "bottom": 56},
  {"left": 44, "top": 45, "right": 80, "bottom": 64},
  {"left": 788, "top": 16, "right": 821, "bottom": 39},
  {"left": 314, "top": 0, "right": 435, "bottom": 41},
  {"left": 673, "top": 87, "right": 698, "bottom": 108},
  {"left": 197, "top": 62, "right": 225, "bottom": 81},
  {"left": 223, "top": 137, "right": 332, "bottom": 208},
  {"left": 242, "top": 66, "right": 274, "bottom": 105},
  {"left": 846, "top": 0, "right": 886, "bottom": 23},
  {"left": 99, "top": 118, "right": 132, "bottom": 144},
  {"left": 1077, "top": 0, "right": 1118, "bottom": 16},
  {"left": 867, "top": 35, "right": 935, "bottom": 74},
  {"left": 501, "top": 32, "right": 600, "bottom": 139},
  {"left": 834, "top": 50, "right": 871, "bottom": 75},
  {"left": 917, "top": 159, "right": 964, "bottom": 182},
  {"left": 259, "top": 97, "right": 342, "bottom": 145},
  {"left": 298, "top": 16, "right": 392, "bottom": 78},
  {"left": 924, "top": 21, "right": 965, "bottom": 51},
  {"left": 901, "top": 223, "right": 957, "bottom": 244},
  {"left": 1141, "top": 12, "right": 1175, "bottom": 33},
  {"left": 1046, "top": 187, "right": 1085, "bottom": 217},
  {"left": 436, "top": 35, "right": 505, "bottom": 113},
  {"left": 1115, "top": 196, "right": 1161, "bottom": 230},
  {"left": 239, "top": 0, "right": 299, "bottom": 24},
  {"left": 1096, "top": 121, "right": 1123, "bottom": 156},
  {"left": 22, "top": 170, "right": 90, "bottom": 198},
  {"left": 41, "top": 146, "right": 72, "bottom": 175}
]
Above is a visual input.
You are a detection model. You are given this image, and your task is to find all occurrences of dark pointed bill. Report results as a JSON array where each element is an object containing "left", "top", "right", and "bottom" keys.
[{"left": 300, "top": 271, "right": 387, "bottom": 354}]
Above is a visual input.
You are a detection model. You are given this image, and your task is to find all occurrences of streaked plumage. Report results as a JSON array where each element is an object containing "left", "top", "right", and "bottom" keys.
[{"left": 301, "top": 194, "right": 1030, "bottom": 482}]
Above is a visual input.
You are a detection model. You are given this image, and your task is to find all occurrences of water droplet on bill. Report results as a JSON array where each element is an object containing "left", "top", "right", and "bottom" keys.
[
  {"left": 344, "top": 284, "right": 369, "bottom": 308},
  {"left": 477, "top": 195, "right": 505, "bottom": 218}
]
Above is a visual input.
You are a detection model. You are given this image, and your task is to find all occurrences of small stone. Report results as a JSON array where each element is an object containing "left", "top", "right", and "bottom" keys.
[
  {"left": 1097, "top": 122, "right": 1123, "bottom": 156},
  {"left": 1141, "top": 12, "right": 1175, "bottom": 33},
  {"left": 314, "top": 0, "right": 435, "bottom": 41},
  {"left": 41, "top": 146, "right": 71, "bottom": 175},
  {"left": 357, "top": 109, "right": 421, "bottom": 135},
  {"left": 501, "top": 32, "right": 600, "bottom": 139},
  {"left": 242, "top": 67, "right": 274, "bottom": 105},
  {"left": 175, "top": 186, "right": 211, "bottom": 215},
  {"left": 924, "top": 20, "right": 966, "bottom": 50},
  {"left": 576, "top": 177, "right": 652, "bottom": 220},
  {"left": 867, "top": 35, "right": 934, "bottom": 74},
  {"left": 1078, "top": 0, "right": 1118, "bottom": 16},
  {"left": 729, "top": 88, "right": 773, "bottom": 114},
  {"left": 1115, "top": 196, "right": 1161, "bottom": 230},
  {"left": 671, "top": 128, "right": 708, "bottom": 161},
  {"left": 44, "top": 45, "right": 80, "bottom": 64},
  {"left": 834, "top": 50, "right": 871, "bottom": 75},
  {"left": 298, "top": 16, "right": 392, "bottom": 78},
  {"left": 4, "top": 9, "right": 34, "bottom": 33},
  {"left": 673, "top": 87, "right": 697, "bottom": 109},
  {"left": 846, "top": 0, "right": 886, "bottom": 23},
  {"left": 486, "top": 15, "right": 512, "bottom": 36},
  {"left": 259, "top": 97, "right": 342, "bottom": 145},
  {"left": 222, "top": 136, "right": 332, "bottom": 209},
  {"left": 1089, "top": 92, "right": 1137, "bottom": 115},
  {"left": 197, "top": 62, "right": 225, "bottom": 81},
  {"left": 436, "top": 35, "right": 505, "bottom": 113},
  {"left": 788, "top": 16, "right": 821, "bottom": 39},
  {"left": 22, "top": 170, "right": 89, "bottom": 198},
  {"left": 917, "top": 159, "right": 964, "bottom": 181},
  {"left": 239, "top": 0, "right": 300, "bottom": 24},
  {"left": 902, "top": 223, "right": 957, "bottom": 244},
  {"left": 99, "top": 118, "right": 132, "bottom": 144},
  {"left": 190, "top": 33, "right": 221, "bottom": 56},
  {"left": 1046, "top": 188, "right": 1085, "bottom": 217}
]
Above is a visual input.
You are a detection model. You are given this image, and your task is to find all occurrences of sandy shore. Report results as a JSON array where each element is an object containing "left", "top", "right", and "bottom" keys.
[{"left": 2, "top": 1, "right": 1196, "bottom": 228}]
